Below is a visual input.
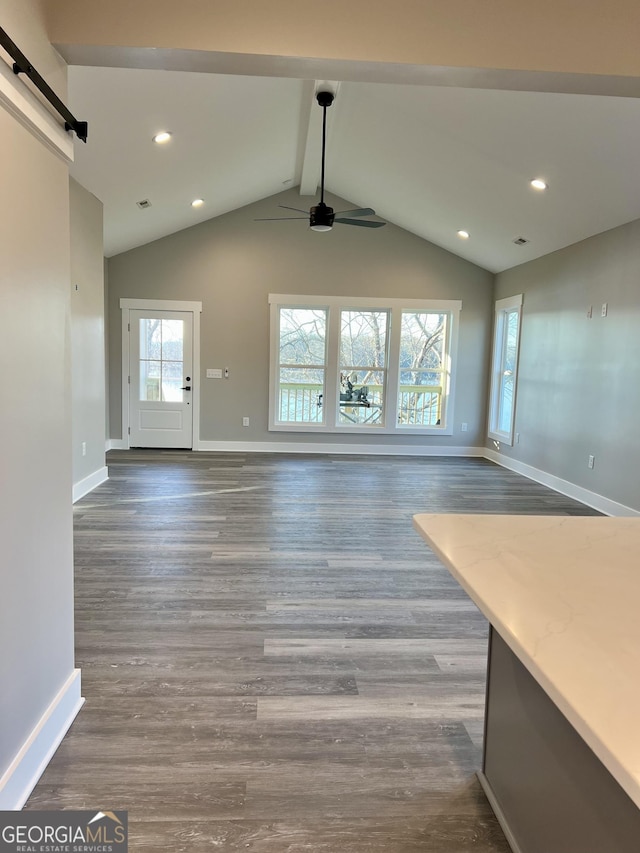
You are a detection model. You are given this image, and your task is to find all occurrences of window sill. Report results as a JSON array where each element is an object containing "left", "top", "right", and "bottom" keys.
[
  {"left": 488, "top": 429, "right": 514, "bottom": 446},
  {"left": 270, "top": 423, "right": 453, "bottom": 436}
]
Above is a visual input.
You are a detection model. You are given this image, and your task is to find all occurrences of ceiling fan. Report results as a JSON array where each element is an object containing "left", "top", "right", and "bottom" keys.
[{"left": 256, "top": 91, "right": 386, "bottom": 232}]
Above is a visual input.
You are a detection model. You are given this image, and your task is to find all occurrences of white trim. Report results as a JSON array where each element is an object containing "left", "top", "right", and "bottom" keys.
[
  {"left": 120, "top": 299, "right": 202, "bottom": 450},
  {"left": 483, "top": 448, "right": 640, "bottom": 517},
  {"left": 72, "top": 466, "right": 108, "bottom": 502},
  {"left": 120, "top": 298, "right": 203, "bottom": 312},
  {"left": 494, "top": 293, "right": 523, "bottom": 311},
  {"left": 106, "top": 438, "right": 128, "bottom": 451},
  {"left": 269, "top": 293, "right": 463, "bottom": 311},
  {"left": 487, "top": 294, "right": 523, "bottom": 446},
  {"left": 197, "top": 440, "right": 484, "bottom": 456},
  {"left": 0, "top": 58, "right": 74, "bottom": 163},
  {"left": 0, "top": 669, "right": 84, "bottom": 810}
]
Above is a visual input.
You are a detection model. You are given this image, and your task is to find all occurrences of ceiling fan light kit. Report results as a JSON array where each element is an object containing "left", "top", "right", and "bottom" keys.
[
  {"left": 256, "top": 90, "right": 386, "bottom": 232},
  {"left": 310, "top": 204, "right": 334, "bottom": 231}
]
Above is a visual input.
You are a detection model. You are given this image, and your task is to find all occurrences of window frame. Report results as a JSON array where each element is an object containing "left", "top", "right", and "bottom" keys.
[
  {"left": 488, "top": 293, "right": 523, "bottom": 446},
  {"left": 275, "top": 304, "right": 329, "bottom": 427},
  {"left": 269, "top": 294, "right": 462, "bottom": 435}
]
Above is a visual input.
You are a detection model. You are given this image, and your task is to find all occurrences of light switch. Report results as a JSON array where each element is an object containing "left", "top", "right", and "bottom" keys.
[{"left": 206, "top": 368, "right": 223, "bottom": 379}]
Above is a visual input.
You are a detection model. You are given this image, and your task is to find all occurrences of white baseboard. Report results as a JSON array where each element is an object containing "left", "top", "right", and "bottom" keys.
[
  {"left": 196, "top": 440, "right": 485, "bottom": 456},
  {"left": 72, "top": 466, "right": 108, "bottom": 503},
  {"left": 104, "top": 439, "right": 638, "bottom": 514},
  {"left": 0, "top": 669, "right": 84, "bottom": 810},
  {"left": 483, "top": 449, "right": 640, "bottom": 517}
]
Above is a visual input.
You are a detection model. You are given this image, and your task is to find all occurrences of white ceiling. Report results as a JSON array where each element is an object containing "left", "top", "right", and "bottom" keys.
[{"left": 68, "top": 66, "right": 640, "bottom": 272}]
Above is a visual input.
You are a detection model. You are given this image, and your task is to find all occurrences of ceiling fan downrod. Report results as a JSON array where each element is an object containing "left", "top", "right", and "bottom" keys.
[
  {"left": 310, "top": 91, "right": 336, "bottom": 232},
  {"left": 254, "top": 88, "right": 385, "bottom": 231}
]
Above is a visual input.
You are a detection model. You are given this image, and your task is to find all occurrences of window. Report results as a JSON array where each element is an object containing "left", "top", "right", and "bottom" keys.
[
  {"left": 269, "top": 295, "right": 461, "bottom": 434},
  {"left": 488, "top": 294, "right": 523, "bottom": 445},
  {"left": 398, "top": 311, "right": 446, "bottom": 427},
  {"left": 339, "top": 309, "right": 388, "bottom": 425},
  {"left": 277, "top": 307, "right": 327, "bottom": 424}
]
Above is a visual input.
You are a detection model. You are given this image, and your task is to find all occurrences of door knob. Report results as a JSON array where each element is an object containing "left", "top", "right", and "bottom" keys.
[{"left": 180, "top": 385, "right": 191, "bottom": 391}]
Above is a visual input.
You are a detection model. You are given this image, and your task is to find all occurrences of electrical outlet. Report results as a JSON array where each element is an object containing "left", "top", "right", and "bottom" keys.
[
  {"left": 516, "top": 432, "right": 520, "bottom": 444},
  {"left": 586, "top": 305, "right": 592, "bottom": 319},
  {"left": 588, "top": 455, "right": 595, "bottom": 469},
  {"left": 461, "top": 422, "right": 468, "bottom": 432},
  {"left": 601, "top": 303, "right": 608, "bottom": 318},
  {"left": 224, "top": 367, "right": 230, "bottom": 379},
  {"left": 82, "top": 441, "right": 87, "bottom": 457},
  {"left": 242, "top": 417, "right": 250, "bottom": 427}
]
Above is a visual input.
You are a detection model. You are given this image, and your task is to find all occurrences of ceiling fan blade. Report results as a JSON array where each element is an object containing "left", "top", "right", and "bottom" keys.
[
  {"left": 254, "top": 216, "right": 308, "bottom": 221},
  {"left": 334, "top": 207, "right": 376, "bottom": 218},
  {"left": 278, "top": 204, "right": 310, "bottom": 214},
  {"left": 334, "top": 217, "right": 386, "bottom": 228}
]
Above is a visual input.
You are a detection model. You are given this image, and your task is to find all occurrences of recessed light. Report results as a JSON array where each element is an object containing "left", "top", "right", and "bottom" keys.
[
  {"left": 457, "top": 230, "right": 470, "bottom": 239},
  {"left": 153, "top": 131, "right": 172, "bottom": 144},
  {"left": 191, "top": 198, "right": 205, "bottom": 208},
  {"left": 530, "top": 178, "right": 548, "bottom": 190}
]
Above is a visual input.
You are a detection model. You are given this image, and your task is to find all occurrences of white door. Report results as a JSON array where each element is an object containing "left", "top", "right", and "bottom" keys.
[{"left": 129, "top": 309, "right": 194, "bottom": 448}]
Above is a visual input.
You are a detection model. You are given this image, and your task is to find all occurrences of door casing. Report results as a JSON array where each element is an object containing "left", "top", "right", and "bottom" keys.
[{"left": 120, "top": 298, "right": 202, "bottom": 449}]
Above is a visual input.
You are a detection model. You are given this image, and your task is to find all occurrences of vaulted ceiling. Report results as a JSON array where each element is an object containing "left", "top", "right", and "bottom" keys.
[{"left": 67, "top": 66, "right": 640, "bottom": 273}]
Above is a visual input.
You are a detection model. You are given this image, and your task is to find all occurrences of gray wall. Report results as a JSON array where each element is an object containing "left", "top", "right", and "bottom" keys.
[
  {"left": 492, "top": 218, "right": 640, "bottom": 511},
  {"left": 70, "top": 178, "right": 106, "bottom": 487},
  {"left": 107, "top": 189, "right": 494, "bottom": 449},
  {"left": 0, "top": 4, "right": 75, "bottom": 782}
]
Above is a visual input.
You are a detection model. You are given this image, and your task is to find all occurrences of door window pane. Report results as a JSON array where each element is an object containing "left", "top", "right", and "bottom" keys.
[
  {"left": 398, "top": 312, "right": 447, "bottom": 426},
  {"left": 141, "top": 318, "right": 162, "bottom": 359},
  {"left": 277, "top": 308, "right": 327, "bottom": 423},
  {"left": 140, "top": 360, "right": 161, "bottom": 401},
  {"left": 161, "top": 360, "right": 184, "bottom": 402},
  {"left": 161, "top": 319, "right": 184, "bottom": 361},
  {"left": 139, "top": 318, "right": 185, "bottom": 402}
]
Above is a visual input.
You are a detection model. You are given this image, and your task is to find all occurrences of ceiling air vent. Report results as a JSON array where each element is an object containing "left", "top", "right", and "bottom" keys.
[
  {"left": 136, "top": 199, "right": 152, "bottom": 209},
  {"left": 513, "top": 236, "right": 529, "bottom": 245}
]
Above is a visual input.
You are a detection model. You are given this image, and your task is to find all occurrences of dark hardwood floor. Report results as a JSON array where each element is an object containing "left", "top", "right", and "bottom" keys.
[{"left": 26, "top": 451, "right": 599, "bottom": 851}]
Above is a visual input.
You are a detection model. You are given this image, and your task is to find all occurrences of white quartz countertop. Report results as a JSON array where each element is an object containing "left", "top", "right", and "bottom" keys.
[{"left": 413, "top": 513, "right": 640, "bottom": 809}]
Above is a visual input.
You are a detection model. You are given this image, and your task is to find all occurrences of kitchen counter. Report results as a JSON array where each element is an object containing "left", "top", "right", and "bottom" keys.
[{"left": 413, "top": 513, "right": 640, "bottom": 852}]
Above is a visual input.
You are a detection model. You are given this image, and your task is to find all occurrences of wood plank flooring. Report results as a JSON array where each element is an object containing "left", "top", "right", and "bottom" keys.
[{"left": 26, "top": 451, "right": 599, "bottom": 851}]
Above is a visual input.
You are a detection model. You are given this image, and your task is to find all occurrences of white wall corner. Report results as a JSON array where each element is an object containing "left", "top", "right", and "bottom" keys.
[
  {"left": 72, "top": 466, "right": 108, "bottom": 503},
  {"left": 483, "top": 448, "right": 640, "bottom": 517},
  {"left": 0, "top": 669, "right": 84, "bottom": 810}
]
